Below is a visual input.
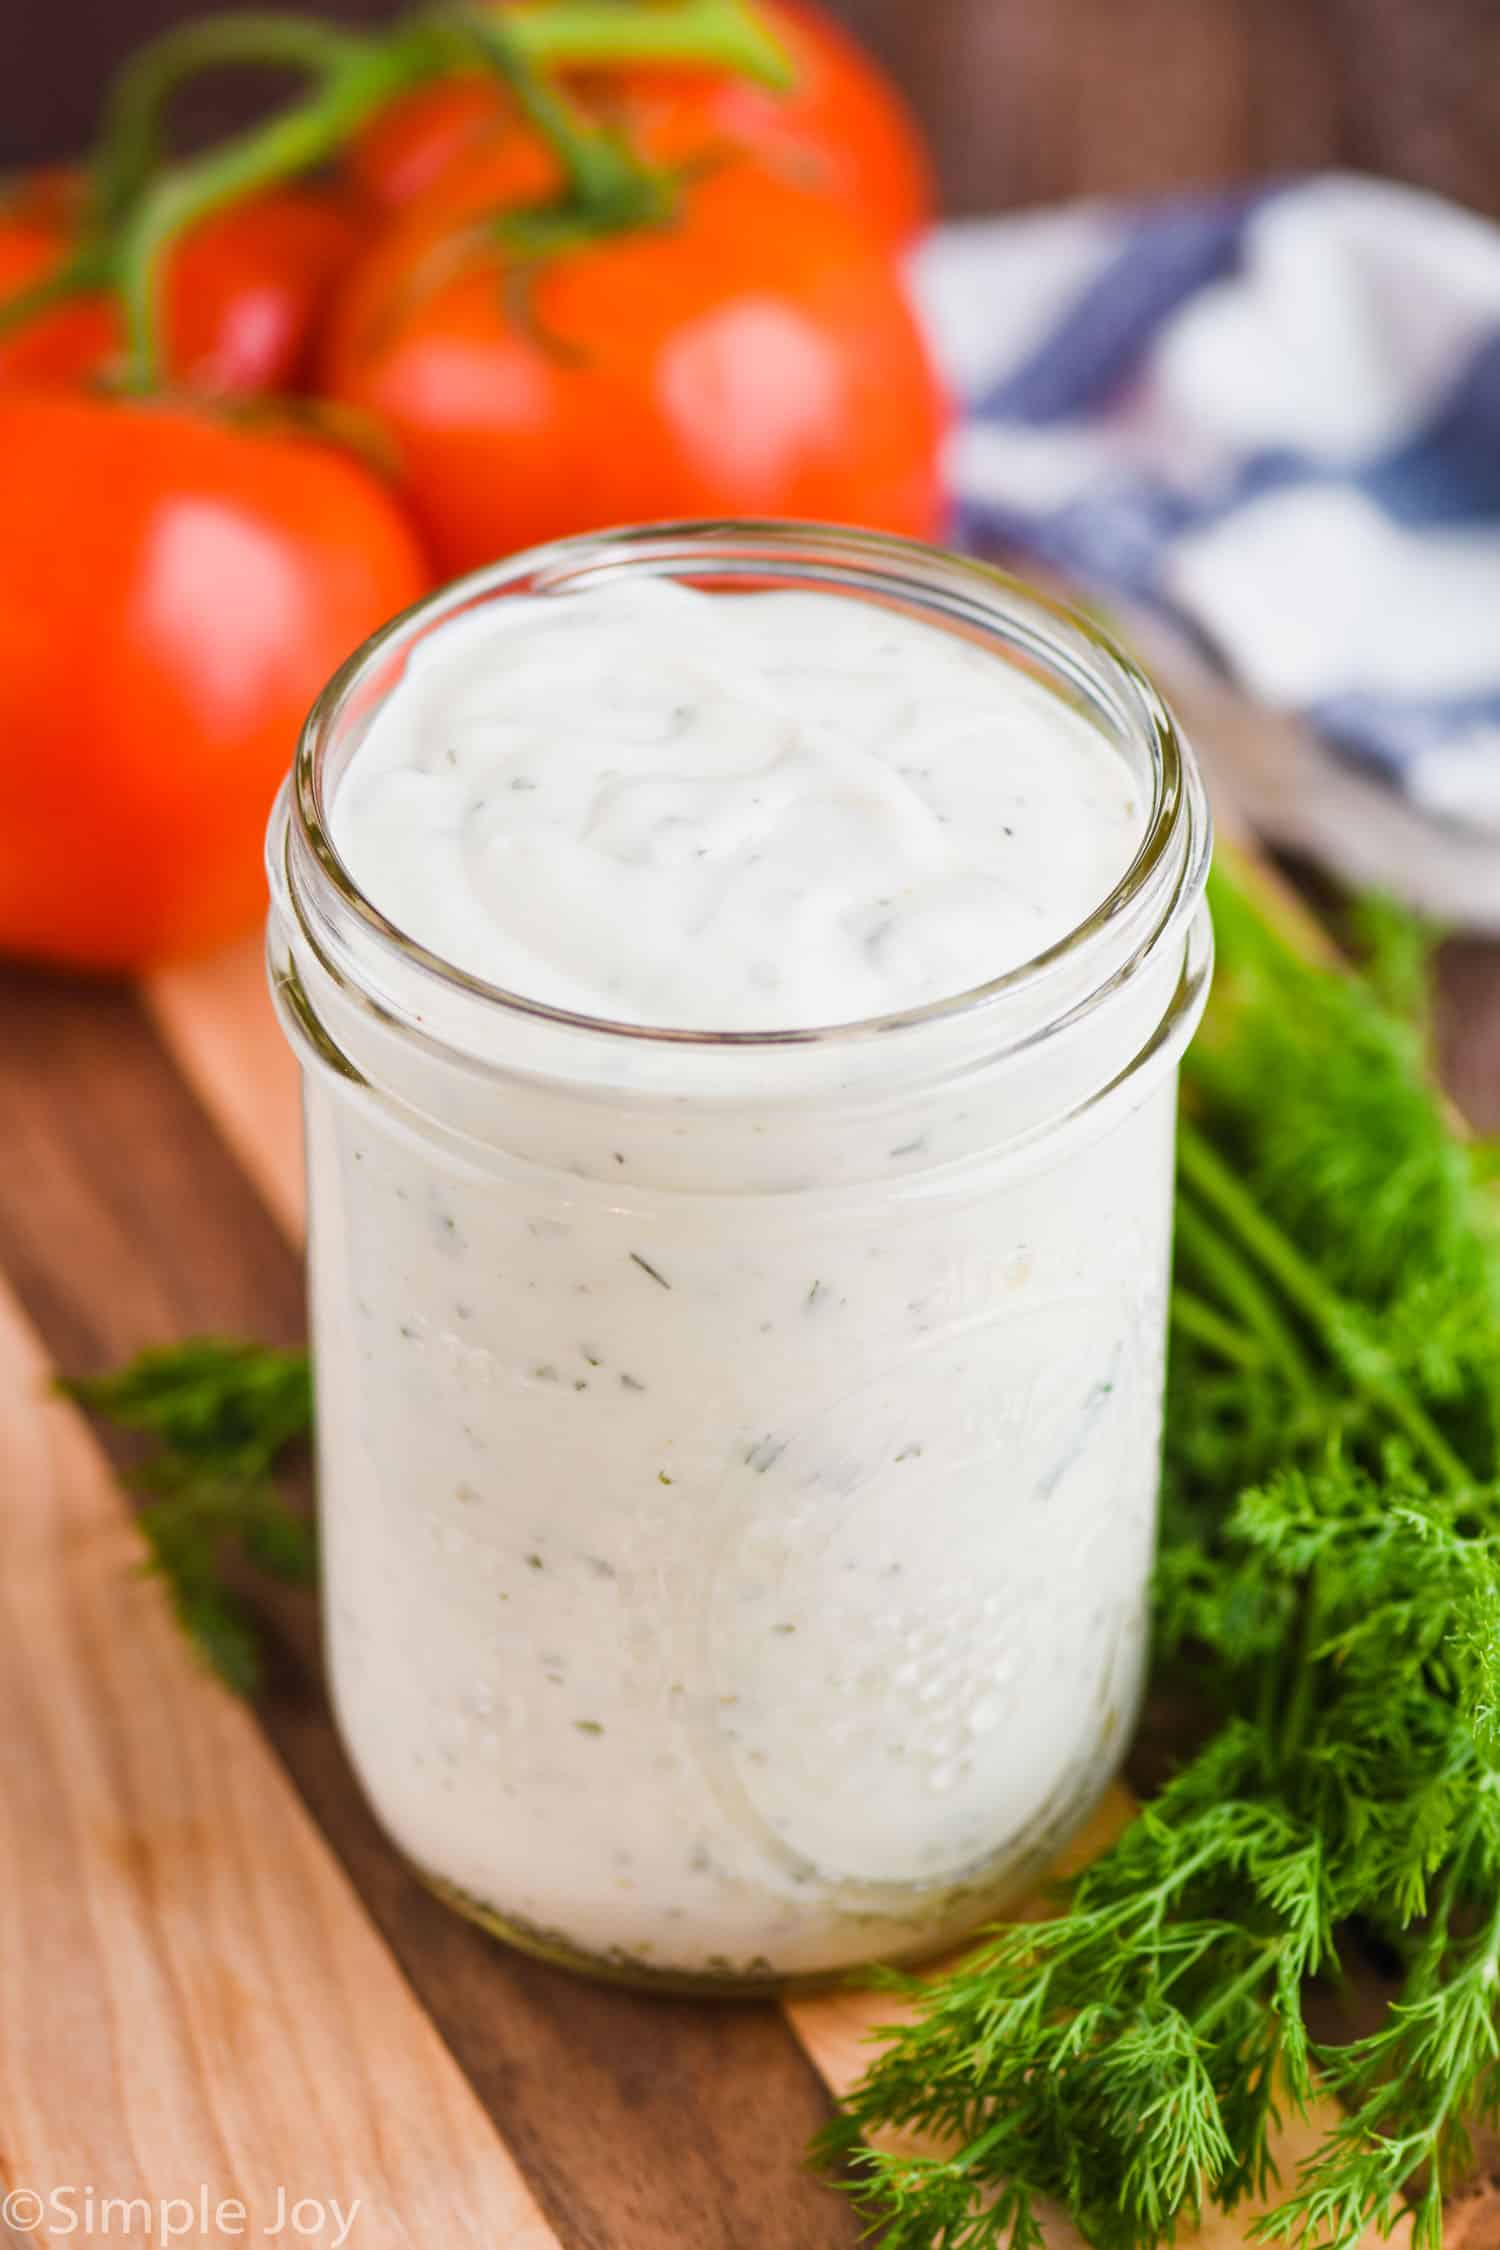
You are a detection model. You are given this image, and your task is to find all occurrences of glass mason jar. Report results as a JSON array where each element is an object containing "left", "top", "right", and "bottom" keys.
[{"left": 266, "top": 522, "right": 1212, "bottom": 1993}]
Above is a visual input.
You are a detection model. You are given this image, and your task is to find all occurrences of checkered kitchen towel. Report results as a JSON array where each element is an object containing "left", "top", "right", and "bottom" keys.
[{"left": 914, "top": 176, "right": 1500, "bottom": 917}]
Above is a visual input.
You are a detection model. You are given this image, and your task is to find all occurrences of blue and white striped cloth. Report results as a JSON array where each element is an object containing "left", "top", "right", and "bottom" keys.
[{"left": 915, "top": 176, "right": 1500, "bottom": 892}]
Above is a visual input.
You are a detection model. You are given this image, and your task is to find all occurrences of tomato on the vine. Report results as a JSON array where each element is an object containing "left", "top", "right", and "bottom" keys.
[
  {"left": 321, "top": 144, "right": 949, "bottom": 576},
  {"left": 0, "top": 176, "right": 361, "bottom": 395},
  {"left": 0, "top": 393, "right": 429, "bottom": 969},
  {"left": 345, "top": 0, "right": 932, "bottom": 248},
  {"left": 0, "top": 176, "right": 116, "bottom": 385}
]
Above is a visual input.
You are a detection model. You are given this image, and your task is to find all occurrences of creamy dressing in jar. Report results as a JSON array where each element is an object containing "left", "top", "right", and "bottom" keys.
[
  {"left": 330, "top": 579, "right": 1144, "bottom": 1031},
  {"left": 268, "top": 525, "right": 1212, "bottom": 1989}
]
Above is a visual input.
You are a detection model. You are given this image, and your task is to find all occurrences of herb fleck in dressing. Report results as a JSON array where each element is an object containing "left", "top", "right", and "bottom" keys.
[{"left": 282, "top": 551, "right": 1209, "bottom": 1987}]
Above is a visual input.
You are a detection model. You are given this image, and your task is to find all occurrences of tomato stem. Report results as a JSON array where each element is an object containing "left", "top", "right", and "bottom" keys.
[
  {"left": 91, "top": 0, "right": 797, "bottom": 391},
  {"left": 94, "top": 0, "right": 790, "bottom": 228},
  {"left": 115, "top": 34, "right": 426, "bottom": 391},
  {"left": 0, "top": 239, "right": 113, "bottom": 344},
  {"left": 94, "top": 14, "right": 370, "bottom": 224},
  {"left": 462, "top": 12, "right": 661, "bottom": 215},
  {"left": 499, "top": 0, "right": 793, "bottom": 88}
]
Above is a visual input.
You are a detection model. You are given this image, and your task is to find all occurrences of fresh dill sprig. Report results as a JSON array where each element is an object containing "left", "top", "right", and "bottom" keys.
[
  {"left": 1344, "top": 889, "right": 1442, "bottom": 1035},
  {"left": 824, "top": 860, "right": 1500, "bottom": 2250},
  {"left": 63, "top": 1338, "right": 314, "bottom": 1695}
]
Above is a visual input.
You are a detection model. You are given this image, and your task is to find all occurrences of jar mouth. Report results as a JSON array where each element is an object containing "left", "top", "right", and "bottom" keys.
[{"left": 282, "top": 519, "right": 1208, "bottom": 1055}]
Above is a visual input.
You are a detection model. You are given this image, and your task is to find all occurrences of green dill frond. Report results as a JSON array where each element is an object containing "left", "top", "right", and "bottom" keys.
[
  {"left": 62, "top": 1336, "right": 311, "bottom": 1458},
  {"left": 1343, "top": 890, "right": 1441, "bottom": 1034},
  {"left": 1186, "top": 866, "right": 1500, "bottom": 1444},
  {"left": 63, "top": 1339, "right": 314, "bottom": 1691},
  {"left": 828, "top": 862, "right": 1500, "bottom": 2250}
]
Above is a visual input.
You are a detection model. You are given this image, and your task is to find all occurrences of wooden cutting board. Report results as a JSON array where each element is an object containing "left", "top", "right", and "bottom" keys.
[{"left": 0, "top": 804, "right": 1444, "bottom": 2248}]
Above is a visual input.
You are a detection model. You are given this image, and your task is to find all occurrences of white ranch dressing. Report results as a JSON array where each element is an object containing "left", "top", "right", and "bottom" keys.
[
  {"left": 284, "top": 563, "right": 1202, "bottom": 1986},
  {"left": 331, "top": 580, "right": 1144, "bottom": 1030}
]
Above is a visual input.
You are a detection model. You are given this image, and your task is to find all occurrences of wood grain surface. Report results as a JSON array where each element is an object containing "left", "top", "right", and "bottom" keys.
[{"left": 0, "top": 1278, "right": 559, "bottom": 2250}]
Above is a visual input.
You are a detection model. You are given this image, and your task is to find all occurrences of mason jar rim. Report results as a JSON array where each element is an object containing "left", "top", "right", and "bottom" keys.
[{"left": 280, "top": 519, "right": 1208, "bottom": 1056}]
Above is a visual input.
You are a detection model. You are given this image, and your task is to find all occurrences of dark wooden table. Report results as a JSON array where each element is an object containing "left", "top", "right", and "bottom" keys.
[
  {"left": 12, "top": 0, "right": 1500, "bottom": 217},
  {"left": 2, "top": 7, "right": 1499, "bottom": 2244}
]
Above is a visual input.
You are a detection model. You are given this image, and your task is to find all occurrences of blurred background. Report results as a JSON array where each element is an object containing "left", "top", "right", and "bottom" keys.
[
  {"left": 3, "top": 0, "right": 1498, "bottom": 1049},
  {"left": 15, "top": 0, "right": 1500, "bottom": 213}
]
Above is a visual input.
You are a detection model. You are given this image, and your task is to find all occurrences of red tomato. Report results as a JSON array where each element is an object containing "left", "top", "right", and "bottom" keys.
[
  {"left": 346, "top": 0, "right": 932, "bottom": 248},
  {"left": 0, "top": 179, "right": 116, "bottom": 385},
  {"left": 160, "top": 192, "right": 363, "bottom": 395},
  {"left": 345, "top": 75, "right": 543, "bottom": 217},
  {"left": 1, "top": 167, "right": 82, "bottom": 229},
  {"left": 0, "top": 393, "right": 430, "bottom": 970},
  {"left": 321, "top": 147, "right": 950, "bottom": 576},
  {"left": 0, "top": 177, "right": 361, "bottom": 395}
]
